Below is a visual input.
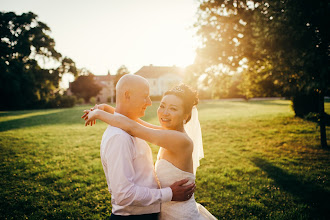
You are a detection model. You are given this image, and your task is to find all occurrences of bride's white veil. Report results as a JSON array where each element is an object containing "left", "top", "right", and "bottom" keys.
[{"left": 184, "top": 106, "right": 204, "bottom": 175}]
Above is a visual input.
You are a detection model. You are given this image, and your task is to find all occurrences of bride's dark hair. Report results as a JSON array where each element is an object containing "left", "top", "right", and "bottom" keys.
[{"left": 163, "top": 83, "right": 199, "bottom": 123}]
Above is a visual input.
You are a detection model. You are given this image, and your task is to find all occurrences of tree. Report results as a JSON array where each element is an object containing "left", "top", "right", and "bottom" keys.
[
  {"left": 114, "top": 65, "right": 130, "bottom": 86},
  {"left": 0, "top": 11, "right": 77, "bottom": 110},
  {"left": 111, "top": 65, "right": 130, "bottom": 101},
  {"left": 70, "top": 72, "right": 102, "bottom": 103},
  {"left": 252, "top": 0, "right": 329, "bottom": 148},
  {"left": 195, "top": 0, "right": 329, "bottom": 147}
]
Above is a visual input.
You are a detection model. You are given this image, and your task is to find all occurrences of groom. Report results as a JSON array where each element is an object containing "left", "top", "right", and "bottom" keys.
[{"left": 94, "top": 75, "right": 195, "bottom": 220}]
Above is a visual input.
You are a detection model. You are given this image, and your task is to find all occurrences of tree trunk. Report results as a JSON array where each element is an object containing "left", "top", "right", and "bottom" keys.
[{"left": 319, "top": 91, "right": 327, "bottom": 148}]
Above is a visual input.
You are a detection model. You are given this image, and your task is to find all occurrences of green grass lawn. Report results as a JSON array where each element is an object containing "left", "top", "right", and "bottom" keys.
[{"left": 0, "top": 100, "right": 329, "bottom": 219}]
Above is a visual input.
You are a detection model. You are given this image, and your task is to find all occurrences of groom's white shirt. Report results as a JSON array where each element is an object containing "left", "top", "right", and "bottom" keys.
[{"left": 100, "top": 112, "right": 173, "bottom": 215}]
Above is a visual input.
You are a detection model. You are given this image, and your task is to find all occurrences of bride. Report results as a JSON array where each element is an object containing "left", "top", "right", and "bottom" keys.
[{"left": 83, "top": 83, "right": 217, "bottom": 220}]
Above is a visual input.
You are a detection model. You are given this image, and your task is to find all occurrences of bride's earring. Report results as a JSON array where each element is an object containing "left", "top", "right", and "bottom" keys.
[{"left": 183, "top": 119, "right": 186, "bottom": 124}]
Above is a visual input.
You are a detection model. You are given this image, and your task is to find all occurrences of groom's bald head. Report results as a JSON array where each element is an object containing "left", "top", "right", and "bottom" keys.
[
  {"left": 115, "top": 74, "right": 152, "bottom": 119},
  {"left": 116, "top": 75, "right": 148, "bottom": 99}
]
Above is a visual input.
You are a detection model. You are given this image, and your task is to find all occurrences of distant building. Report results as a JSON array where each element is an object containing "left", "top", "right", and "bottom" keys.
[
  {"left": 94, "top": 74, "right": 116, "bottom": 103},
  {"left": 134, "top": 65, "right": 185, "bottom": 97},
  {"left": 67, "top": 65, "right": 185, "bottom": 103}
]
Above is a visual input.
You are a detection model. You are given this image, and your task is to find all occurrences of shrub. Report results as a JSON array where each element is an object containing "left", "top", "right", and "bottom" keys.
[
  {"left": 59, "top": 95, "right": 76, "bottom": 108},
  {"left": 46, "top": 95, "right": 61, "bottom": 108},
  {"left": 77, "top": 98, "right": 85, "bottom": 105},
  {"left": 89, "top": 97, "right": 97, "bottom": 105},
  {"left": 46, "top": 94, "right": 76, "bottom": 108}
]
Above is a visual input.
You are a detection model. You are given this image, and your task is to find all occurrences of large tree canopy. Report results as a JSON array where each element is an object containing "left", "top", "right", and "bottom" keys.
[
  {"left": 194, "top": 0, "right": 329, "bottom": 147},
  {"left": 195, "top": 0, "right": 329, "bottom": 96},
  {"left": 0, "top": 11, "right": 77, "bottom": 110}
]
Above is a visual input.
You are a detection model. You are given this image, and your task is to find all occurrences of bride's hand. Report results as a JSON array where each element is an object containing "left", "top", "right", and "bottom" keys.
[
  {"left": 81, "top": 104, "right": 101, "bottom": 118},
  {"left": 81, "top": 104, "right": 102, "bottom": 126},
  {"left": 83, "top": 109, "right": 100, "bottom": 126}
]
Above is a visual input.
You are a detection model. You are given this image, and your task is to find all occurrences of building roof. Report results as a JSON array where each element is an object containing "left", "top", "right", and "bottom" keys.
[
  {"left": 94, "top": 74, "right": 115, "bottom": 81},
  {"left": 134, "top": 65, "right": 185, "bottom": 78}
]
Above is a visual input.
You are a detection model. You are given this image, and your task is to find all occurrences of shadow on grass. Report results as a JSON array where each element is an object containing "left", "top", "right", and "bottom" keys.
[
  {"left": 0, "top": 108, "right": 85, "bottom": 132},
  {"left": 0, "top": 110, "right": 35, "bottom": 117},
  {"left": 251, "top": 157, "right": 330, "bottom": 219}
]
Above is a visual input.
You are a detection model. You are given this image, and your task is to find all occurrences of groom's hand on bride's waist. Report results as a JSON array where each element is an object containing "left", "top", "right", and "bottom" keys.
[{"left": 170, "top": 179, "right": 196, "bottom": 201}]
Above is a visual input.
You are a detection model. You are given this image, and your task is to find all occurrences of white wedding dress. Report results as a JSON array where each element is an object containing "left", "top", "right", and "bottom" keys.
[{"left": 155, "top": 159, "right": 217, "bottom": 220}]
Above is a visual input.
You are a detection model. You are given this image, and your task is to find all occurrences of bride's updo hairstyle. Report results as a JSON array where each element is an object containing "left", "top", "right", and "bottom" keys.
[{"left": 164, "top": 83, "right": 199, "bottom": 123}]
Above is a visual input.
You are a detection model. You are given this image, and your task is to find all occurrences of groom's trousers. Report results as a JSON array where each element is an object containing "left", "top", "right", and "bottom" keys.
[{"left": 110, "top": 213, "right": 159, "bottom": 220}]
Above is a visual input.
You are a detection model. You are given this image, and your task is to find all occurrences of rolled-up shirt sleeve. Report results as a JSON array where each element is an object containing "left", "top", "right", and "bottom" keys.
[{"left": 104, "top": 134, "right": 172, "bottom": 207}]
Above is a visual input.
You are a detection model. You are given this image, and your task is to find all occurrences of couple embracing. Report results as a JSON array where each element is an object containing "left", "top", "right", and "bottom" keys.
[{"left": 83, "top": 75, "right": 217, "bottom": 219}]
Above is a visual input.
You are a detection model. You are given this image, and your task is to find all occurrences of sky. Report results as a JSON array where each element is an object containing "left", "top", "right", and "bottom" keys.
[{"left": 1, "top": 0, "right": 199, "bottom": 88}]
